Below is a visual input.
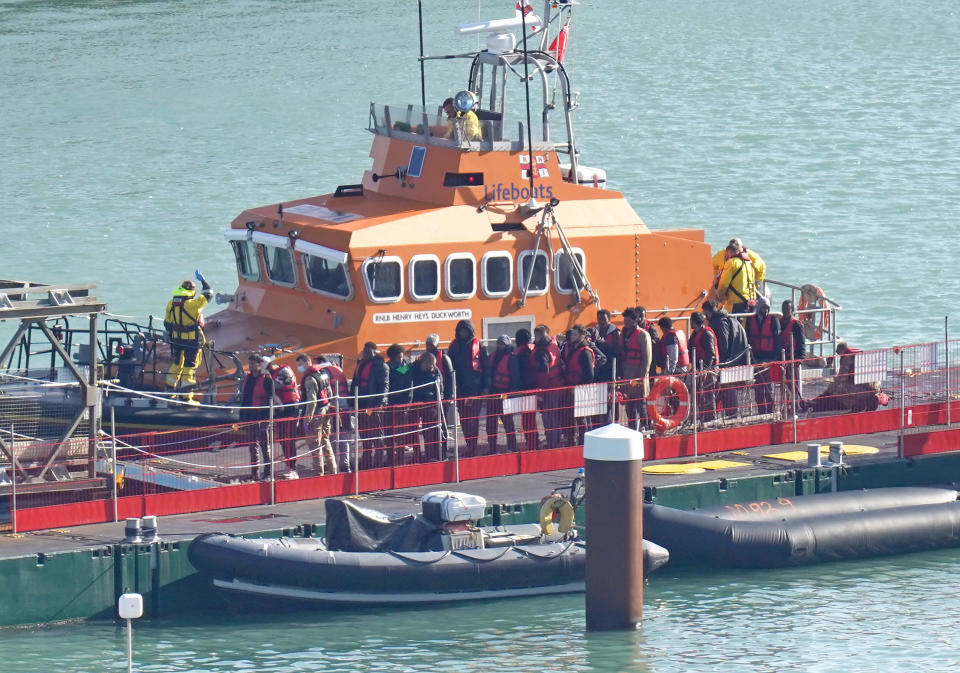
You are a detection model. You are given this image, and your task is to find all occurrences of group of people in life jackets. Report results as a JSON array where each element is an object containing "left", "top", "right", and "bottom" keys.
[{"left": 164, "top": 237, "right": 881, "bottom": 479}]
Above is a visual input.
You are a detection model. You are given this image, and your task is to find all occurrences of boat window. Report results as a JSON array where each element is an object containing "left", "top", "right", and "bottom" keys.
[
  {"left": 445, "top": 253, "right": 476, "bottom": 300},
  {"left": 517, "top": 250, "right": 549, "bottom": 296},
  {"left": 362, "top": 256, "right": 403, "bottom": 303},
  {"left": 409, "top": 254, "right": 440, "bottom": 302},
  {"left": 555, "top": 249, "right": 586, "bottom": 295},
  {"left": 481, "top": 251, "right": 513, "bottom": 298},
  {"left": 303, "top": 254, "right": 353, "bottom": 299},
  {"left": 230, "top": 240, "right": 260, "bottom": 281},
  {"left": 261, "top": 245, "right": 297, "bottom": 286}
]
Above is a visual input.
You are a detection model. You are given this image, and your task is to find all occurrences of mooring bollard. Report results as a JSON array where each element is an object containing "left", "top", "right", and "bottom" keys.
[
  {"left": 807, "top": 443, "right": 822, "bottom": 468},
  {"left": 583, "top": 423, "right": 645, "bottom": 631},
  {"left": 829, "top": 441, "right": 844, "bottom": 465},
  {"left": 140, "top": 515, "right": 160, "bottom": 543},
  {"left": 123, "top": 517, "right": 142, "bottom": 543}
]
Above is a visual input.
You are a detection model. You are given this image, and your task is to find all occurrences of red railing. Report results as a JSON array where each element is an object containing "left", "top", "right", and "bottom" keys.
[{"left": 5, "top": 339, "right": 960, "bottom": 532}]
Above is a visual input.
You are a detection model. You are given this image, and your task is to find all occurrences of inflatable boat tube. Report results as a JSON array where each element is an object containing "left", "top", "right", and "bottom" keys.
[
  {"left": 643, "top": 487, "right": 960, "bottom": 568},
  {"left": 189, "top": 533, "right": 670, "bottom": 605}
]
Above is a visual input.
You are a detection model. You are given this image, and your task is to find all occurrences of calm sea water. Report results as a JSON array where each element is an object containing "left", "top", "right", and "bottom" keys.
[{"left": 2, "top": 0, "right": 959, "bottom": 669}]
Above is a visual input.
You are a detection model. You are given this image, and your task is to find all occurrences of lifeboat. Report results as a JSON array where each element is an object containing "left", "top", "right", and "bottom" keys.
[
  {"left": 188, "top": 492, "right": 670, "bottom": 606},
  {"left": 201, "top": 2, "right": 714, "bottom": 377}
]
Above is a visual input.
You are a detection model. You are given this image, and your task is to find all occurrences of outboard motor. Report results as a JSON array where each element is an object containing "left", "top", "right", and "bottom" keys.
[{"left": 421, "top": 491, "right": 487, "bottom": 551}]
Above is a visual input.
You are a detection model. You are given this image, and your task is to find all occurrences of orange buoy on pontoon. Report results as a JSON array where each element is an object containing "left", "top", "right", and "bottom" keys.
[{"left": 645, "top": 376, "right": 690, "bottom": 433}]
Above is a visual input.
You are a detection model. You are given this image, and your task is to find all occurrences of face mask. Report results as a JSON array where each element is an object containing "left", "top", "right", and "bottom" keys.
[{"left": 297, "top": 364, "right": 307, "bottom": 374}]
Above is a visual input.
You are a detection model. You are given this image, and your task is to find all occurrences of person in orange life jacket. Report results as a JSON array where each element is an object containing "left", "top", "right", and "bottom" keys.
[
  {"left": 163, "top": 272, "right": 213, "bottom": 404},
  {"left": 780, "top": 300, "right": 807, "bottom": 414},
  {"left": 746, "top": 296, "right": 783, "bottom": 415},
  {"left": 239, "top": 353, "right": 274, "bottom": 480},
  {"left": 484, "top": 335, "right": 519, "bottom": 453},
  {"left": 689, "top": 311, "right": 719, "bottom": 423},
  {"left": 296, "top": 354, "right": 337, "bottom": 476},
  {"left": 420, "top": 332, "right": 455, "bottom": 451},
  {"left": 350, "top": 342, "right": 389, "bottom": 468},
  {"left": 617, "top": 309, "right": 653, "bottom": 431},
  {"left": 510, "top": 328, "right": 539, "bottom": 451},
  {"left": 561, "top": 324, "right": 597, "bottom": 445},
  {"left": 314, "top": 355, "right": 351, "bottom": 472},
  {"left": 805, "top": 341, "right": 883, "bottom": 414},
  {"left": 656, "top": 316, "right": 690, "bottom": 375},
  {"left": 702, "top": 298, "right": 751, "bottom": 419},
  {"left": 593, "top": 310, "right": 619, "bottom": 382},
  {"left": 386, "top": 344, "right": 414, "bottom": 466},
  {"left": 411, "top": 352, "right": 444, "bottom": 462},
  {"left": 446, "top": 320, "right": 489, "bottom": 457},
  {"left": 531, "top": 324, "right": 565, "bottom": 449},
  {"left": 635, "top": 306, "right": 661, "bottom": 377},
  {"left": 271, "top": 366, "right": 302, "bottom": 473}
]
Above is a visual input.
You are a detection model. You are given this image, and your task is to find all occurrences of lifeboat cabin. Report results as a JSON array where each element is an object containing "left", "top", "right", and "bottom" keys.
[{"left": 205, "top": 9, "right": 714, "bottom": 371}]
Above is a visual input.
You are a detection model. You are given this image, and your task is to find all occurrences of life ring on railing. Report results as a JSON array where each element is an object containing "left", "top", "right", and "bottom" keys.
[
  {"left": 798, "top": 284, "right": 830, "bottom": 342},
  {"left": 539, "top": 493, "right": 575, "bottom": 536},
  {"left": 645, "top": 376, "right": 690, "bottom": 433}
]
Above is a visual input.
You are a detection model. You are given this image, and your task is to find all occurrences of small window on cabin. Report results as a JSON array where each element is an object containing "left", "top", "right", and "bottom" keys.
[
  {"left": 231, "top": 240, "right": 260, "bottom": 281},
  {"left": 445, "top": 254, "right": 476, "bottom": 300},
  {"left": 482, "top": 252, "right": 513, "bottom": 298},
  {"left": 517, "top": 250, "right": 548, "bottom": 296},
  {"left": 410, "top": 255, "right": 440, "bottom": 302},
  {"left": 363, "top": 257, "right": 403, "bottom": 303},
  {"left": 304, "top": 254, "right": 352, "bottom": 299},
  {"left": 555, "top": 249, "right": 586, "bottom": 295},
  {"left": 261, "top": 245, "right": 296, "bottom": 286}
]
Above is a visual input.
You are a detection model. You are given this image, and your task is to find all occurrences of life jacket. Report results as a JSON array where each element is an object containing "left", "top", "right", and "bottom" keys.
[
  {"left": 490, "top": 350, "right": 513, "bottom": 392},
  {"left": 533, "top": 339, "right": 563, "bottom": 389},
  {"left": 689, "top": 326, "right": 717, "bottom": 366},
  {"left": 300, "top": 364, "right": 331, "bottom": 406},
  {"left": 658, "top": 329, "right": 690, "bottom": 369},
  {"left": 748, "top": 314, "right": 777, "bottom": 355},
  {"left": 276, "top": 379, "right": 300, "bottom": 405},
  {"left": 463, "top": 338, "right": 482, "bottom": 372},
  {"left": 620, "top": 327, "right": 648, "bottom": 366},
  {"left": 247, "top": 373, "right": 271, "bottom": 407},
  {"left": 354, "top": 358, "right": 376, "bottom": 392},
  {"left": 319, "top": 362, "right": 348, "bottom": 397},
  {"left": 164, "top": 293, "right": 204, "bottom": 341},
  {"left": 563, "top": 344, "right": 595, "bottom": 385}
]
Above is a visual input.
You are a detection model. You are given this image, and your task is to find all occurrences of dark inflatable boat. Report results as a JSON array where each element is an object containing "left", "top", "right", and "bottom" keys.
[
  {"left": 189, "top": 496, "right": 670, "bottom": 606},
  {"left": 643, "top": 486, "right": 960, "bottom": 568}
]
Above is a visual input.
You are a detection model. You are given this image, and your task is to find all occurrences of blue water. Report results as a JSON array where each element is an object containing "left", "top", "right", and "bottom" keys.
[
  {"left": 3, "top": 548, "right": 960, "bottom": 672},
  {"left": 2, "top": 0, "right": 960, "bottom": 669}
]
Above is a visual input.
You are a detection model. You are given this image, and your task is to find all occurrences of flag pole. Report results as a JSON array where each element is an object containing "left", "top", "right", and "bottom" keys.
[
  {"left": 418, "top": 1, "right": 426, "bottom": 110},
  {"left": 520, "top": 5, "right": 537, "bottom": 201}
]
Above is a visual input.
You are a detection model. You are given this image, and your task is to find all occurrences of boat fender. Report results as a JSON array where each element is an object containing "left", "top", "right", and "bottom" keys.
[
  {"left": 539, "top": 493, "right": 575, "bottom": 536},
  {"left": 646, "top": 376, "right": 690, "bottom": 433}
]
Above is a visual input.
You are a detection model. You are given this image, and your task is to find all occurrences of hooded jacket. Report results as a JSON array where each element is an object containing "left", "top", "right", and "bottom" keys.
[{"left": 446, "top": 320, "right": 488, "bottom": 395}]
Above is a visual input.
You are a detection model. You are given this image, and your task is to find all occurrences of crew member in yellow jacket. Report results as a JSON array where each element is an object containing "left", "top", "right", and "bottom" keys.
[
  {"left": 164, "top": 270, "right": 213, "bottom": 404},
  {"left": 716, "top": 242, "right": 758, "bottom": 314},
  {"left": 442, "top": 97, "right": 482, "bottom": 141},
  {"left": 711, "top": 238, "right": 766, "bottom": 285}
]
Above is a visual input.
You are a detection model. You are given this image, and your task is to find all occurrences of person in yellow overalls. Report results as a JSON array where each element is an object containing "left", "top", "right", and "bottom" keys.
[
  {"left": 716, "top": 242, "right": 758, "bottom": 315},
  {"left": 164, "top": 270, "right": 213, "bottom": 404}
]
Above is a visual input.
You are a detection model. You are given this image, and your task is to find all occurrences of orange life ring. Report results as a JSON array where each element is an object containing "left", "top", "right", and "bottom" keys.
[
  {"left": 798, "top": 284, "right": 830, "bottom": 341},
  {"left": 645, "top": 376, "right": 690, "bottom": 433}
]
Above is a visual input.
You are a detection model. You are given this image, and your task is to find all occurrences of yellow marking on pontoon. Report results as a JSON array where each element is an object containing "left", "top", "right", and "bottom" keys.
[
  {"left": 764, "top": 444, "right": 880, "bottom": 461},
  {"left": 695, "top": 459, "right": 751, "bottom": 470},
  {"left": 642, "top": 464, "right": 707, "bottom": 475}
]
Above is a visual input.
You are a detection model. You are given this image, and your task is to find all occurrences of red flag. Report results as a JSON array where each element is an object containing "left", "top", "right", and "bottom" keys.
[{"left": 548, "top": 19, "right": 570, "bottom": 63}]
